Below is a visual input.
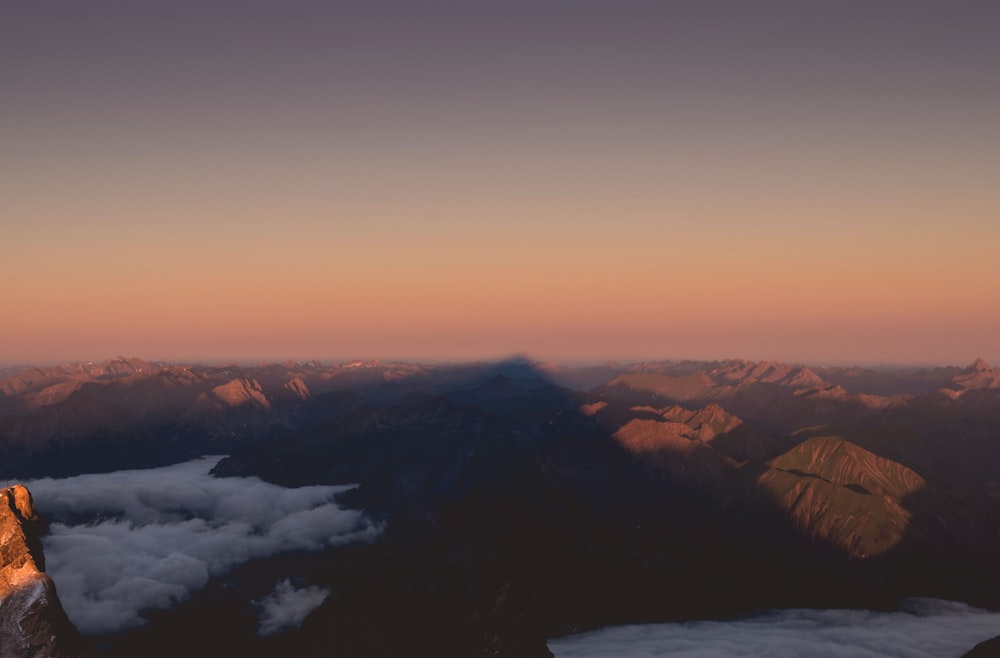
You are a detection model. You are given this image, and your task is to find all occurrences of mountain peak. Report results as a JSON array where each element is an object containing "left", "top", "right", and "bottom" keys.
[
  {"left": 212, "top": 377, "right": 271, "bottom": 409},
  {"left": 969, "top": 358, "right": 991, "bottom": 373},
  {"left": 948, "top": 358, "right": 1000, "bottom": 394}
]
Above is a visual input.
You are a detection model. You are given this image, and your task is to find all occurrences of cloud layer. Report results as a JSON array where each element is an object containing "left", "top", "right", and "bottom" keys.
[
  {"left": 26, "top": 457, "right": 380, "bottom": 634},
  {"left": 548, "top": 599, "right": 1000, "bottom": 658},
  {"left": 254, "top": 578, "right": 331, "bottom": 636}
]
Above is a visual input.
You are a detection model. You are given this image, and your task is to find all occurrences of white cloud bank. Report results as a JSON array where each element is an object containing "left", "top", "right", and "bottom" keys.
[
  {"left": 254, "top": 578, "right": 331, "bottom": 636},
  {"left": 26, "top": 456, "right": 381, "bottom": 635},
  {"left": 548, "top": 599, "right": 1000, "bottom": 658}
]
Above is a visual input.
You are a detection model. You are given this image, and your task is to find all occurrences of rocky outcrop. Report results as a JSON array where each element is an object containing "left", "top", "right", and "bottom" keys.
[
  {"left": 755, "top": 437, "right": 929, "bottom": 558},
  {"left": 0, "top": 484, "right": 87, "bottom": 657},
  {"left": 658, "top": 403, "right": 743, "bottom": 441},
  {"left": 612, "top": 418, "right": 737, "bottom": 487},
  {"left": 284, "top": 377, "right": 311, "bottom": 400},
  {"left": 211, "top": 378, "right": 271, "bottom": 409}
]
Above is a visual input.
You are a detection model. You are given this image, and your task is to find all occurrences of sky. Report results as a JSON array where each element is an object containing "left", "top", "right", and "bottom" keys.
[{"left": 3, "top": 1, "right": 998, "bottom": 366}]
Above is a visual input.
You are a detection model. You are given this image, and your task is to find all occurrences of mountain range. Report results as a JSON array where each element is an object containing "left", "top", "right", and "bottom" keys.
[{"left": 1, "top": 356, "right": 999, "bottom": 656}]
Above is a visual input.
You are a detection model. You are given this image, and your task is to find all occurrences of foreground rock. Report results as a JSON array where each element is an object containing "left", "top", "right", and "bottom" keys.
[{"left": 0, "top": 484, "right": 87, "bottom": 657}]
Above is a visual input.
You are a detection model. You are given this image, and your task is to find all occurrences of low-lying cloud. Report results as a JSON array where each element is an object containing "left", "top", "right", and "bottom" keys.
[
  {"left": 26, "top": 457, "right": 381, "bottom": 635},
  {"left": 548, "top": 598, "right": 1000, "bottom": 658},
  {"left": 255, "top": 578, "right": 331, "bottom": 636}
]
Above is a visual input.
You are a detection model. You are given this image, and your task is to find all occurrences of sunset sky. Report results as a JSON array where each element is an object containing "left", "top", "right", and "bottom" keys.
[{"left": 3, "top": 1, "right": 998, "bottom": 366}]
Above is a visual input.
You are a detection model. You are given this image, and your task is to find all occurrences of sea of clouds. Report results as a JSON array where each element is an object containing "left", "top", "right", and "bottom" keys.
[
  {"left": 548, "top": 598, "right": 1000, "bottom": 658},
  {"left": 25, "top": 456, "right": 381, "bottom": 635}
]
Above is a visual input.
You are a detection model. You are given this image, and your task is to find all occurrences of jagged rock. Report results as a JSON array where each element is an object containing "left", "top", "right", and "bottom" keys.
[
  {"left": 0, "top": 484, "right": 87, "bottom": 657},
  {"left": 612, "top": 418, "right": 737, "bottom": 487},
  {"left": 211, "top": 378, "right": 271, "bottom": 409},
  {"left": 950, "top": 358, "right": 1000, "bottom": 394},
  {"left": 284, "top": 377, "right": 311, "bottom": 399},
  {"left": 658, "top": 403, "right": 743, "bottom": 441}
]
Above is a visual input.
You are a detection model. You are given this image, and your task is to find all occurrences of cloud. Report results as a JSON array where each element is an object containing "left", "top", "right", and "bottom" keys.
[
  {"left": 254, "top": 578, "right": 331, "bottom": 636},
  {"left": 548, "top": 599, "right": 1000, "bottom": 658},
  {"left": 25, "top": 457, "right": 381, "bottom": 635}
]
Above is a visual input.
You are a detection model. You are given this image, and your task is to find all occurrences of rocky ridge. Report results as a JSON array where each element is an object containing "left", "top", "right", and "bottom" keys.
[{"left": 0, "top": 484, "right": 86, "bottom": 657}]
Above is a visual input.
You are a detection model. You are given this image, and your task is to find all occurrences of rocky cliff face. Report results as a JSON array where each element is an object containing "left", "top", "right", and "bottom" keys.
[{"left": 0, "top": 484, "right": 87, "bottom": 658}]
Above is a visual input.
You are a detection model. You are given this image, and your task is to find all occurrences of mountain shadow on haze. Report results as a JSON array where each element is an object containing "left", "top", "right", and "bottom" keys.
[
  {"left": 205, "top": 368, "right": 727, "bottom": 656},
  {"left": 0, "top": 357, "right": 569, "bottom": 480}
]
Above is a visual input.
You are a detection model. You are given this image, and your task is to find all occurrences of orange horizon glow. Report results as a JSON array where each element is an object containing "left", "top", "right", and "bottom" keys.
[{"left": 4, "top": 208, "right": 998, "bottom": 368}]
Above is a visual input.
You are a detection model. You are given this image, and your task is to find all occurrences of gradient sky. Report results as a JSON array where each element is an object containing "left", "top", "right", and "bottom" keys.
[{"left": 3, "top": 1, "right": 998, "bottom": 366}]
